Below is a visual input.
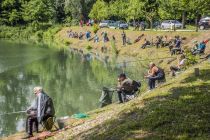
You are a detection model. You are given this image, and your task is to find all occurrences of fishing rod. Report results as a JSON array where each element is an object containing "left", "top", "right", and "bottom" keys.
[
  {"left": 116, "top": 56, "right": 176, "bottom": 65},
  {"left": 0, "top": 110, "right": 26, "bottom": 116}
]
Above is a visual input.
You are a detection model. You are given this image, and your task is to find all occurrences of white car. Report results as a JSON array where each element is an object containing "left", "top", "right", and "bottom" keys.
[
  {"left": 99, "top": 20, "right": 114, "bottom": 28},
  {"left": 161, "top": 20, "right": 182, "bottom": 29},
  {"left": 108, "top": 21, "right": 129, "bottom": 29}
]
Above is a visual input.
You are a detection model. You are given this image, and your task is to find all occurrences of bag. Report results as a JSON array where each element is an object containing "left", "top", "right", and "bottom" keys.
[{"left": 132, "top": 80, "right": 141, "bottom": 92}]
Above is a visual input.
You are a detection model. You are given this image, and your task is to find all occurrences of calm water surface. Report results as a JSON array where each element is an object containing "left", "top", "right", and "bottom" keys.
[{"left": 0, "top": 40, "right": 121, "bottom": 137}]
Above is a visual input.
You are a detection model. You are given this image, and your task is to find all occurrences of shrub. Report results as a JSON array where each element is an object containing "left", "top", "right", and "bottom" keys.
[
  {"left": 64, "top": 40, "right": 71, "bottom": 46},
  {"left": 93, "top": 24, "right": 99, "bottom": 34},
  {"left": 86, "top": 45, "right": 92, "bottom": 50},
  {"left": 35, "top": 30, "right": 43, "bottom": 40},
  {"left": 111, "top": 39, "right": 119, "bottom": 55},
  {"left": 184, "top": 48, "right": 198, "bottom": 66}
]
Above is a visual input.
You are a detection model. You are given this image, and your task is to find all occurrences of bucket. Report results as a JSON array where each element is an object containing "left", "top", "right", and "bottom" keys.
[{"left": 57, "top": 116, "right": 69, "bottom": 129}]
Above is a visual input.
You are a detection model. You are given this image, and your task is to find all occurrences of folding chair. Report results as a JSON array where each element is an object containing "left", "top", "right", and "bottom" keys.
[{"left": 42, "top": 116, "right": 59, "bottom": 131}]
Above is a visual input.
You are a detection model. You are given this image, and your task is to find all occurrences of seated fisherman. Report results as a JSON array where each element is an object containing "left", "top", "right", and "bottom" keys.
[
  {"left": 94, "top": 34, "right": 99, "bottom": 43},
  {"left": 117, "top": 73, "right": 135, "bottom": 103},
  {"left": 141, "top": 38, "right": 151, "bottom": 49},
  {"left": 192, "top": 39, "right": 209, "bottom": 55},
  {"left": 22, "top": 87, "right": 55, "bottom": 139},
  {"left": 191, "top": 41, "right": 199, "bottom": 53},
  {"left": 145, "top": 62, "right": 165, "bottom": 90},
  {"left": 155, "top": 36, "right": 163, "bottom": 48},
  {"left": 134, "top": 34, "right": 144, "bottom": 43},
  {"left": 85, "top": 31, "right": 91, "bottom": 41},
  {"left": 170, "top": 54, "right": 186, "bottom": 76},
  {"left": 171, "top": 36, "right": 182, "bottom": 56},
  {"left": 78, "top": 32, "right": 84, "bottom": 40}
]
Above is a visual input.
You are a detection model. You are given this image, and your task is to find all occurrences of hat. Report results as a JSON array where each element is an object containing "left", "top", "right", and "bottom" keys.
[{"left": 118, "top": 73, "right": 126, "bottom": 78}]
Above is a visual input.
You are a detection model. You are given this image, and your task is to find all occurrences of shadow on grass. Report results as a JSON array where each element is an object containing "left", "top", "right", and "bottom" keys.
[
  {"left": 181, "top": 69, "right": 210, "bottom": 84},
  {"left": 77, "top": 75, "right": 210, "bottom": 140}
]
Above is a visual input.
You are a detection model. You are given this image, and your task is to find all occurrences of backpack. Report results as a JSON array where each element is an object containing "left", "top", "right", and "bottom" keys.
[{"left": 132, "top": 80, "right": 141, "bottom": 92}]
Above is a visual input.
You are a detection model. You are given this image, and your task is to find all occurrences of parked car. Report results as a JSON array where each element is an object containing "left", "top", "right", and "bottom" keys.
[
  {"left": 108, "top": 21, "right": 129, "bottom": 29},
  {"left": 99, "top": 20, "right": 114, "bottom": 28},
  {"left": 199, "top": 17, "right": 210, "bottom": 30},
  {"left": 117, "top": 21, "right": 129, "bottom": 29},
  {"left": 108, "top": 21, "right": 118, "bottom": 29},
  {"left": 161, "top": 20, "right": 182, "bottom": 29}
]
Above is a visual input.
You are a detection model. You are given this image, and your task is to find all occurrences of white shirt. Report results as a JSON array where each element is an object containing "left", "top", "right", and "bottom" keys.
[
  {"left": 179, "top": 59, "right": 186, "bottom": 66},
  {"left": 37, "top": 92, "right": 42, "bottom": 117}
]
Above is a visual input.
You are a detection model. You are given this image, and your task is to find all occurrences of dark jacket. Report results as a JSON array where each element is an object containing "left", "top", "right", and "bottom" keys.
[{"left": 28, "top": 92, "right": 55, "bottom": 123}]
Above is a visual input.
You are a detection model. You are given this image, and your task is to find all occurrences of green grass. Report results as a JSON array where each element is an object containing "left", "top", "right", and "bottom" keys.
[{"left": 72, "top": 62, "right": 210, "bottom": 140}]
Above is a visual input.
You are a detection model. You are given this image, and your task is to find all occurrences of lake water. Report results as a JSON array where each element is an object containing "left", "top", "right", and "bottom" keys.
[
  {"left": 0, "top": 40, "right": 122, "bottom": 137},
  {"left": 0, "top": 40, "right": 148, "bottom": 137}
]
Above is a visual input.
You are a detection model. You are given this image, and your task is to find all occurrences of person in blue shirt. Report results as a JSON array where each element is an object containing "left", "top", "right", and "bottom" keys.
[{"left": 192, "top": 40, "right": 208, "bottom": 55}]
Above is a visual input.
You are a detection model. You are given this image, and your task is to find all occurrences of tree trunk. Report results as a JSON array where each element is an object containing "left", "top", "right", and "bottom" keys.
[
  {"left": 181, "top": 11, "right": 186, "bottom": 29},
  {"left": 150, "top": 19, "right": 153, "bottom": 29}
]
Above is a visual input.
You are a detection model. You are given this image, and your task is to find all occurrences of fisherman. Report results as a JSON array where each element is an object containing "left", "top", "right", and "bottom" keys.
[
  {"left": 192, "top": 39, "right": 209, "bottom": 55},
  {"left": 121, "top": 30, "right": 126, "bottom": 46},
  {"left": 117, "top": 73, "right": 140, "bottom": 103},
  {"left": 141, "top": 38, "right": 151, "bottom": 49},
  {"left": 22, "top": 87, "right": 55, "bottom": 139},
  {"left": 170, "top": 54, "right": 186, "bottom": 76},
  {"left": 171, "top": 36, "right": 182, "bottom": 55},
  {"left": 145, "top": 62, "right": 165, "bottom": 90}
]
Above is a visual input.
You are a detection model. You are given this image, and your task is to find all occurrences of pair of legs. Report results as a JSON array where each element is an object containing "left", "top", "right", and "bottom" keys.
[
  {"left": 192, "top": 49, "right": 204, "bottom": 55},
  {"left": 170, "top": 66, "right": 180, "bottom": 76},
  {"left": 117, "top": 91, "right": 134, "bottom": 103},
  {"left": 171, "top": 48, "right": 182, "bottom": 55},
  {"left": 148, "top": 74, "right": 165, "bottom": 90},
  {"left": 156, "top": 42, "right": 161, "bottom": 48},
  {"left": 122, "top": 38, "right": 126, "bottom": 46},
  {"left": 141, "top": 43, "right": 150, "bottom": 49},
  {"left": 25, "top": 116, "right": 38, "bottom": 137}
]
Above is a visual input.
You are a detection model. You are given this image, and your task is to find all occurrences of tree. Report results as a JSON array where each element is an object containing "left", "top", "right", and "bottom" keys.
[
  {"left": 126, "top": 0, "right": 144, "bottom": 22},
  {"left": 109, "top": 0, "right": 129, "bottom": 20},
  {"left": 89, "top": 0, "right": 109, "bottom": 20},
  {"left": 142, "top": 0, "right": 159, "bottom": 29},
  {"left": 22, "top": 0, "right": 55, "bottom": 23},
  {"left": 0, "top": 0, "right": 24, "bottom": 25}
]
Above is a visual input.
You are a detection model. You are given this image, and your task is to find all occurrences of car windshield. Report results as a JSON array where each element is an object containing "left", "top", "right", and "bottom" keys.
[
  {"left": 162, "top": 21, "right": 169, "bottom": 23},
  {"left": 101, "top": 20, "right": 110, "bottom": 23},
  {"left": 171, "top": 20, "right": 180, "bottom": 23}
]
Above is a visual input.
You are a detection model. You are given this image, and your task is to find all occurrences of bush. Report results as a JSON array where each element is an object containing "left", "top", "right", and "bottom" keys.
[
  {"left": 35, "top": 30, "right": 43, "bottom": 40},
  {"left": 93, "top": 24, "right": 100, "bottom": 34},
  {"left": 111, "top": 39, "right": 119, "bottom": 55},
  {"left": 64, "top": 40, "right": 71, "bottom": 46},
  {"left": 86, "top": 45, "right": 92, "bottom": 50},
  {"left": 184, "top": 48, "right": 198, "bottom": 66},
  {"left": 71, "top": 19, "right": 79, "bottom": 26}
]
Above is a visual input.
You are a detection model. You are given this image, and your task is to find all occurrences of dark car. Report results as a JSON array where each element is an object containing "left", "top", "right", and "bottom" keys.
[{"left": 199, "top": 17, "right": 210, "bottom": 30}]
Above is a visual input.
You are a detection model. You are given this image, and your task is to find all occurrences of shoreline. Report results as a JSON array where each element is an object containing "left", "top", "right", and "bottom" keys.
[{"left": 1, "top": 26, "right": 210, "bottom": 140}]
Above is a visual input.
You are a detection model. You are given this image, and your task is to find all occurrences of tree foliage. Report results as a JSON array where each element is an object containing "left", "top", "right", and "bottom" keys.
[{"left": 0, "top": 0, "right": 209, "bottom": 26}]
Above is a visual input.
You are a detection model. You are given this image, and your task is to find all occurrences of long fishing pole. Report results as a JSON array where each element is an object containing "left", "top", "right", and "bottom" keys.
[
  {"left": 0, "top": 110, "right": 26, "bottom": 116},
  {"left": 116, "top": 56, "right": 176, "bottom": 65}
]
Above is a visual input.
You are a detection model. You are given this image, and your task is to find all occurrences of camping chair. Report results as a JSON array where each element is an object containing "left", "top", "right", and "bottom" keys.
[{"left": 41, "top": 116, "right": 59, "bottom": 131}]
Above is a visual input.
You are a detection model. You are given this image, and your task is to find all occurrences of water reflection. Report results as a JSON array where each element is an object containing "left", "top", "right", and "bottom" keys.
[{"left": 0, "top": 40, "right": 118, "bottom": 137}]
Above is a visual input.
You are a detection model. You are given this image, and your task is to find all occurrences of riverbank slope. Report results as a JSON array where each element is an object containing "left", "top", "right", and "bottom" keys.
[
  {"left": 47, "top": 61, "right": 210, "bottom": 140},
  {"left": 1, "top": 26, "right": 210, "bottom": 140}
]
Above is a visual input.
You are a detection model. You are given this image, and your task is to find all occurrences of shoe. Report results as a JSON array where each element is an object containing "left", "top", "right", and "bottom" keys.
[{"left": 21, "top": 134, "right": 33, "bottom": 139}]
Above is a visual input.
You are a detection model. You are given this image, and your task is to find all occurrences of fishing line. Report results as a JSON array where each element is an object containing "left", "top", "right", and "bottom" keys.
[
  {"left": 116, "top": 56, "right": 175, "bottom": 65},
  {"left": 0, "top": 111, "right": 26, "bottom": 116}
]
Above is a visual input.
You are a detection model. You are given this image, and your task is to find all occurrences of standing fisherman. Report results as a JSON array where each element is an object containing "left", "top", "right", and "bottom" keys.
[{"left": 122, "top": 30, "right": 126, "bottom": 46}]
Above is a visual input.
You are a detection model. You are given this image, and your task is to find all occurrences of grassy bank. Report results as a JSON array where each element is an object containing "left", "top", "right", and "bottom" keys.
[
  {"left": 36, "top": 61, "right": 209, "bottom": 140},
  {"left": 1, "top": 26, "right": 210, "bottom": 140},
  {"left": 56, "top": 26, "right": 210, "bottom": 71}
]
